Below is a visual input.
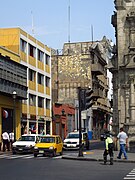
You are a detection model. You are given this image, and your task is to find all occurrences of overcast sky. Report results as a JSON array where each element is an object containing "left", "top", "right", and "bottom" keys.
[{"left": 1, "top": 0, "right": 115, "bottom": 49}]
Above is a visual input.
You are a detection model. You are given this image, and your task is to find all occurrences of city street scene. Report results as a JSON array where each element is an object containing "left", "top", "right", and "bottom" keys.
[{"left": 0, "top": 0, "right": 135, "bottom": 180}]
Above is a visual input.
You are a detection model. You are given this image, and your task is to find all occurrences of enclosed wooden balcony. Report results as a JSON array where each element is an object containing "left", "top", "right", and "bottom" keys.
[{"left": 91, "top": 63, "right": 104, "bottom": 75}]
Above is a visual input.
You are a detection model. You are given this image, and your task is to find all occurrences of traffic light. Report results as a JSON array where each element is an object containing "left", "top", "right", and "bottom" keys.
[
  {"left": 79, "top": 89, "right": 86, "bottom": 111},
  {"left": 85, "top": 88, "right": 94, "bottom": 109}
]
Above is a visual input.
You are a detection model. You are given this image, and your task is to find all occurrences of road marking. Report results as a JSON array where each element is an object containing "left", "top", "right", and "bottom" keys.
[
  {"left": 124, "top": 169, "right": 135, "bottom": 179},
  {"left": 83, "top": 152, "right": 94, "bottom": 155},
  {"left": 0, "top": 154, "right": 62, "bottom": 160}
]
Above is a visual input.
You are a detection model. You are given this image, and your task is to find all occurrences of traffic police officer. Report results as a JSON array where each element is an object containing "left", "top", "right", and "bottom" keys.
[{"left": 103, "top": 132, "right": 114, "bottom": 165}]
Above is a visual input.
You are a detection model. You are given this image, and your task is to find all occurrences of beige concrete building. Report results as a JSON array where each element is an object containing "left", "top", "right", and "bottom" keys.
[
  {"left": 111, "top": 0, "right": 135, "bottom": 151},
  {"left": 52, "top": 37, "right": 112, "bottom": 139}
]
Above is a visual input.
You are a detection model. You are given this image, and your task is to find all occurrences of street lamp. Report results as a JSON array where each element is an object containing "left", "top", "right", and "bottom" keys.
[{"left": 13, "top": 91, "right": 17, "bottom": 142}]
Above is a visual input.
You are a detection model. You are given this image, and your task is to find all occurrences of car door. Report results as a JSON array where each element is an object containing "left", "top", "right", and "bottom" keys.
[{"left": 56, "top": 136, "right": 62, "bottom": 152}]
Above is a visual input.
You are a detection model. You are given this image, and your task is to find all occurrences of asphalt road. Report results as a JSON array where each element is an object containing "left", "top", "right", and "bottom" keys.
[{"left": 0, "top": 155, "right": 134, "bottom": 180}]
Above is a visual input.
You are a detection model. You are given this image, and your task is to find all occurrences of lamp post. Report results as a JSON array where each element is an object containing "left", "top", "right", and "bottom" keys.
[{"left": 13, "top": 91, "right": 17, "bottom": 142}]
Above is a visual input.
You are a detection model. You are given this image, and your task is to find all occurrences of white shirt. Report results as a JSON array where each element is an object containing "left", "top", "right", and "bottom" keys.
[
  {"left": 9, "top": 132, "right": 14, "bottom": 141},
  {"left": 2, "top": 132, "right": 10, "bottom": 141},
  {"left": 117, "top": 131, "right": 128, "bottom": 144}
]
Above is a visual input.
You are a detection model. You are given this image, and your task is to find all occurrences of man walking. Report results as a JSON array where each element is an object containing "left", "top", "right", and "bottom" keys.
[
  {"left": 2, "top": 131, "right": 10, "bottom": 152},
  {"left": 117, "top": 127, "right": 128, "bottom": 160},
  {"left": 9, "top": 131, "right": 14, "bottom": 150}
]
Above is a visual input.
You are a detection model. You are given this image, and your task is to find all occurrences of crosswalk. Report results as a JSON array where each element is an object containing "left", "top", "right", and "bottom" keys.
[
  {"left": 0, "top": 153, "right": 62, "bottom": 160},
  {"left": 124, "top": 169, "right": 135, "bottom": 179}
]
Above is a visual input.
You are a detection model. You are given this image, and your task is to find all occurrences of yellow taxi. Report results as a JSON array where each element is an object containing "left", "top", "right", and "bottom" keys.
[{"left": 33, "top": 135, "right": 63, "bottom": 157}]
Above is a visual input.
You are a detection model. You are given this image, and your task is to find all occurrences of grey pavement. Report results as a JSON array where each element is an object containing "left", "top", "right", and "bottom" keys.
[{"left": 62, "top": 149, "right": 135, "bottom": 163}]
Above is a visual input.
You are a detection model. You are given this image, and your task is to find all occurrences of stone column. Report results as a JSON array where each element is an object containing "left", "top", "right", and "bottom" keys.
[{"left": 130, "top": 75, "right": 135, "bottom": 122}]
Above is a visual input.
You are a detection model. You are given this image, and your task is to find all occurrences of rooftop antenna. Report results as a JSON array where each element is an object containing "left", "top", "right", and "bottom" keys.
[
  {"left": 31, "top": 11, "right": 35, "bottom": 37},
  {"left": 91, "top": 25, "right": 94, "bottom": 44},
  {"left": 68, "top": 0, "right": 70, "bottom": 43},
  {"left": 67, "top": 0, "right": 71, "bottom": 55}
]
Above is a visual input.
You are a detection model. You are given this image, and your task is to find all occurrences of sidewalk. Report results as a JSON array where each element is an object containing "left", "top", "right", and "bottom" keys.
[{"left": 62, "top": 149, "right": 135, "bottom": 163}]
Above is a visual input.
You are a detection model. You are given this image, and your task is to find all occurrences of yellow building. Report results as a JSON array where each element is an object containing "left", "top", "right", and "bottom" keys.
[{"left": 0, "top": 28, "right": 52, "bottom": 137}]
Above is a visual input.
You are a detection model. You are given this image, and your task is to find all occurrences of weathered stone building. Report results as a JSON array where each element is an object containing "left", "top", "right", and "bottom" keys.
[
  {"left": 52, "top": 37, "right": 112, "bottom": 139},
  {"left": 111, "top": 0, "right": 135, "bottom": 150}
]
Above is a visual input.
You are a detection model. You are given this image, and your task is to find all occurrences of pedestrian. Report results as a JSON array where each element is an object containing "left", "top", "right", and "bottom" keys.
[
  {"left": 2, "top": 131, "right": 10, "bottom": 152},
  {"left": 9, "top": 131, "right": 14, "bottom": 150},
  {"left": 116, "top": 127, "right": 128, "bottom": 160},
  {"left": 103, "top": 132, "right": 114, "bottom": 165}
]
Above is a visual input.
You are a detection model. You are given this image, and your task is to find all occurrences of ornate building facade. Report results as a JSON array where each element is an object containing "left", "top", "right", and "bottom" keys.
[
  {"left": 52, "top": 37, "right": 112, "bottom": 139},
  {"left": 111, "top": 0, "right": 135, "bottom": 151}
]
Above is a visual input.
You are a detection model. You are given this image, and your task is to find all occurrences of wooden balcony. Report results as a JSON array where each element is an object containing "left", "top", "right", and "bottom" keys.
[
  {"left": 93, "top": 88, "right": 103, "bottom": 99},
  {"left": 91, "top": 63, "right": 104, "bottom": 75}
]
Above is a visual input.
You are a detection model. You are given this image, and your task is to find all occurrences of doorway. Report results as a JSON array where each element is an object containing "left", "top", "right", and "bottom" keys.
[{"left": 2, "top": 108, "right": 13, "bottom": 133}]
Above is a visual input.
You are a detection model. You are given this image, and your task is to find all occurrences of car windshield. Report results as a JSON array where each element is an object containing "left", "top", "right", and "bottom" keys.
[
  {"left": 66, "top": 133, "right": 79, "bottom": 138},
  {"left": 40, "top": 137, "right": 55, "bottom": 143},
  {"left": 19, "top": 136, "right": 35, "bottom": 141}
]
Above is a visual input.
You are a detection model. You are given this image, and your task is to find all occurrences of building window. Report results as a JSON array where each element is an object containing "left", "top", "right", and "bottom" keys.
[
  {"left": 45, "top": 54, "right": 50, "bottom": 65},
  {"left": 46, "top": 99, "right": 50, "bottom": 109},
  {"left": 38, "top": 73, "right": 44, "bottom": 85},
  {"left": 38, "top": 96, "right": 44, "bottom": 108},
  {"left": 29, "top": 94, "right": 36, "bottom": 106},
  {"left": 45, "top": 76, "right": 50, "bottom": 87},
  {"left": 29, "top": 69, "right": 35, "bottom": 81},
  {"left": 20, "top": 39, "right": 27, "bottom": 53},
  {"left": 29, "top": 44, "right": 36, "bottom": 58},
  {"left": 37, "top": 49, "right": 44, "bottom": 62}
]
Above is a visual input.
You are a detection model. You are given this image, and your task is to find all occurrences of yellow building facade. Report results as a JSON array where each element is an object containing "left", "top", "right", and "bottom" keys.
[{"left": 0, "top": 28, "right": 52, "bottom": 137}]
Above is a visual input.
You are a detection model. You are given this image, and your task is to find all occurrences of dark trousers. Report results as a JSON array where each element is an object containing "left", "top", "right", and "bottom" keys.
[
  {"left": 103, "top": 143, "right": 114, "bottom": 164},
  {"left": 3, "top": 139, "right": 10, "bottom": 152},
  {"left": 10, "top": 140, "right": 14, "bottom": 150}
]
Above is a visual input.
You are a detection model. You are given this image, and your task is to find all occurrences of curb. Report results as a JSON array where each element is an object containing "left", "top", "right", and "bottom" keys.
[{"left": 62, "top": 156, "right": 135, "bottom": 163}]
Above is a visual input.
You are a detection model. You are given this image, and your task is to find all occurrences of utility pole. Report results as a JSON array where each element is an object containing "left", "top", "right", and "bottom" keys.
[{"left": 78, "top": 87, "right": 84, "bottom": 157}]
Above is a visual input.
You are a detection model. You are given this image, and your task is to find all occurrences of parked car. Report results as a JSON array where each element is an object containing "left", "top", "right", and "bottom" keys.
[
  {"left": 33, "top": 135, "right": 63, "bottom": 157},
  {"left": 12, "top": 134, "right": 40, "bottom": 154},
  {"left": 63, "top": 131, "right": 89, "bottom": 150}
]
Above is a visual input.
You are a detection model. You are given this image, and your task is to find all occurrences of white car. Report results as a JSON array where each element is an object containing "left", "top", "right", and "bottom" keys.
[
  {"left": 63, "top": 131, "right": 89, "bottom": 150},
  {"left": 12, "top": 134, "right": 40, "bottom": 154}
]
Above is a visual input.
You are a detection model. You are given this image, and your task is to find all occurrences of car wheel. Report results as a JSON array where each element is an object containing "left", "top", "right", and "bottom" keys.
[
  {"left": 34, "top": 154, "right": 37, "bottom": 157},
  {"left": 53, "top": 150, "right": 56, "bottom": 157},
  {"left": 86, "top": 142, "right": 90, "bottom": 150},
  {"left": 60, "top": 150, "right": 63, "bottom": 155},
  {"left": 12, "top": 151, "right": 16, "bottom": 155}
]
